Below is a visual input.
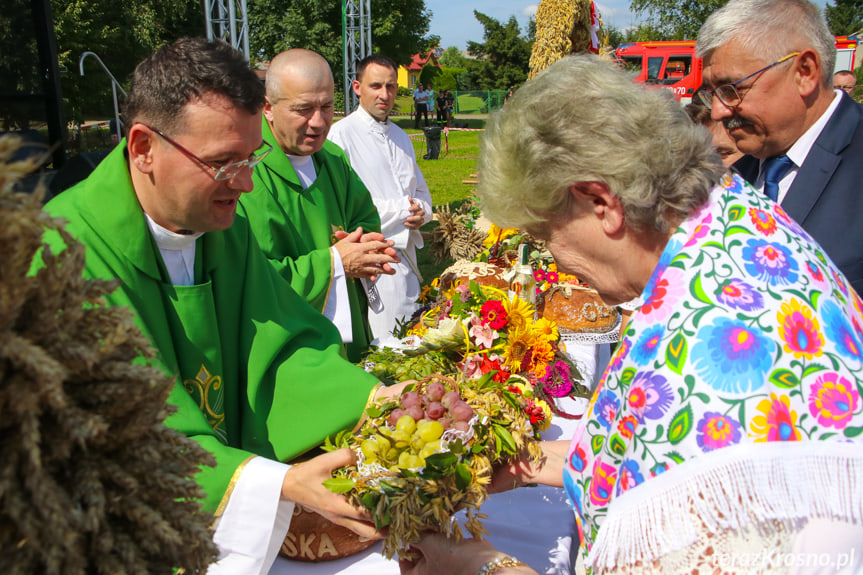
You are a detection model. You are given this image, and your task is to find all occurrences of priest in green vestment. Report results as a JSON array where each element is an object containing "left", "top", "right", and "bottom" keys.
[
  {"left": 243, "top": 49, "right": 400, "bottom": 363},
  {"left": 39, "top": 38, "right": 400, "bottom": 574}
]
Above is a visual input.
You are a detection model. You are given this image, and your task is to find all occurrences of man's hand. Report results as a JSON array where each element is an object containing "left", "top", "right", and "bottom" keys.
[
  {"left": 334, "top": 227, "right": 400, "bottom": 281},
  {"left": 281, "top": 449, "right": 383, "bottom": 540},
  {"left": 404, "top": 198, "right": 426, "bottom": 230}
]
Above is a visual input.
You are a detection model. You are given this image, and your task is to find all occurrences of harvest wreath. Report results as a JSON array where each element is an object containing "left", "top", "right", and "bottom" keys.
[{"left": 321, "top": 372, "right": 547, "bottom": 559}]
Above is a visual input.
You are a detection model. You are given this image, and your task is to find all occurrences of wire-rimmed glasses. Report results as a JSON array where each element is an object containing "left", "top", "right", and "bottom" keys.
[
  {"left": 697, "top": 52, "right": 800, "bottom": 110},
  {"left": 146, "top": 125, "right": 272, "bottom": 181}
]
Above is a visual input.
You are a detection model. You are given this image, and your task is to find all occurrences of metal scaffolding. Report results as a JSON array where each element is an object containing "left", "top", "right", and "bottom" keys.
[
  {"left": 204, "top": 0, "right": 251, "bottom": 60},
  {"left": 342, "top": 0, "right": 372, "bottom": 114}
]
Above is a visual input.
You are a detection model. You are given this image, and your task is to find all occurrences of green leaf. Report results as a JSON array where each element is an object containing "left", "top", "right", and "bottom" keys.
[
  {"left": 608, "top": 434, "right": 627, "bottom": 456},
  {"left": 667, "top": 405, "right": 693, "bottom": 445},
  {"left": 620, "top": 367, "right": 637, "bottom": 386},
  {"left": 691, "top": 273, "right": 712, "bottom": 305},
  {"left": 666, "top": 333, "right": 688, "bottom": 375},
  {"left": 454, "top": 462, "right": 472, "bottom": 490},
  {"left": 323, "top": 477, "right": 355, "bottom": 493},
  {"left": 365, "top": 405, "right": 383, "bottom": 418},
  {"left": 801, "top": 364, "right": 828, "bottom": 379},
  {"left": 494, "top": 425, "right": 517, "bottom": 455},
  {"left": 727, "top": 205, "right": 745, "bottom": 221},
  {"left": 426, "top": 451, "right": 458, "bottom": 471},
  {"left": 769, "top": 368, "right": 801, "bottom": 389},
  {"left": 725, "top": 225, "right": 750, "bottom": 236},
  {"left": 665, "top": 450, "right": 685, "bottom": 464},
  {"left": 844, "top": 426, "right": 863, "bottom": 438},
  {"left": 591, "top": 433, "right": 604, "bottom": 455},
  {"left": 360, "top": 491, "right": 379, "bottom": 511}
]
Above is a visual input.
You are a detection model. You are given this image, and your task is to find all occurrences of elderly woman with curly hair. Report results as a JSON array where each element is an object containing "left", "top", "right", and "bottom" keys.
[{"left": 399, "top": 54, "right": 863, "bottom": 575}]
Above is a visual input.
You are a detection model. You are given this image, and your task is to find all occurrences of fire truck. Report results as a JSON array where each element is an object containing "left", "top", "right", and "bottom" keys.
[{"left": 615, "top": 37, "right": 858, "bottom": 104}]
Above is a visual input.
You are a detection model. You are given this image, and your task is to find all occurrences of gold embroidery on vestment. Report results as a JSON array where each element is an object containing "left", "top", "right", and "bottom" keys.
[{"left": 183, "top": 364, "right": 227, "bottom": 441}]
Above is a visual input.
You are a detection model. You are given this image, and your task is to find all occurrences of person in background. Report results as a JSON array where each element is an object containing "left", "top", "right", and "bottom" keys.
[
  {"left": 833, "top": 69, "right": 857, "bottom": 97},
  {"left": 445, "top": 89, "right": 455, "bottom": 126},
  {"left": 243, "top": 49, "right": 399, "bottom": 362},
  {"left": 696, "top": 0, "right": 863, "bottom": 296},
  {"left": 436, "top": 89, "right": 447, "bottom": 125},
  {"left": 41, "top": 38, "right": 401, "bottom": 574},
  {"left": 400, "top": 54, "right": 863, "bottom": 575},
  {"left": 413, "top": 83, "right": 430, "bottom": 128},
  {"left": 329, "top": 54, "right": 433, "bottom": 344},
  {"left": 426, "top": 86, "right": 435, "bottom": 125},
  {"left": 685, "top": 95, "right": 745, "bottom": 166}
]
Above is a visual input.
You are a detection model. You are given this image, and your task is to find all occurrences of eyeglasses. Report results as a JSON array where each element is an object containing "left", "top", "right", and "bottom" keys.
[
  {"left": 698, "top": 52, "right": 800, "bottom": 110},
  {"left": 146, "top": 125, "right": 272, "bottom": 181},
  {"left": 834, "top": 84, "right": 857, "bottom": 91}
]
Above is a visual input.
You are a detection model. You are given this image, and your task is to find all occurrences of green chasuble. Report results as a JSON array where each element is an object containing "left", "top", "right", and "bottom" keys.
[
  {"left": 41, "top": 144, "right": 379, "bottom": 514},
  {"left": 243, "top": 119, "right": 381, "bottom": 362}
]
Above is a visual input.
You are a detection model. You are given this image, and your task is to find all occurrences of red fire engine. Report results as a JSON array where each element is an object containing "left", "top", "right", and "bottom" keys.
[{"left": 616, "top": 37, "right": 858, "bottom": 103}]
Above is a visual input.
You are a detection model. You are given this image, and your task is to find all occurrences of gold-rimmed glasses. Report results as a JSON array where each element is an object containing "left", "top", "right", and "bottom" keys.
[{"left": 697, "top": 52, "right": 800, "bottom": 110}]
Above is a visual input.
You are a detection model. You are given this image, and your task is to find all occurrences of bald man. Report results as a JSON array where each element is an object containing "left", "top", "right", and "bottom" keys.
[{"left": 241, "top": 49, "right": 398, "bottom": 361}]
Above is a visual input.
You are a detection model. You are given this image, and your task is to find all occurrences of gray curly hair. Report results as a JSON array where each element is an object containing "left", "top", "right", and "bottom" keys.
[{"left": 477, "top": 54, "right": 724, "bottom": 236}]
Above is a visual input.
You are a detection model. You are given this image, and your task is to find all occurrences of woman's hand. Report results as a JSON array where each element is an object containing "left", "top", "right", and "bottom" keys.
[
  {"left": 398, "top": 533, "right": 536, "bottom": 575},
  {"left": 488, "top": 440, "right": 570, "bottom": 493}
]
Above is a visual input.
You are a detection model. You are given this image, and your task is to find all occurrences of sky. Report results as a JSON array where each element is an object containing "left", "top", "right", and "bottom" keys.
[
  {"left": 424, "top": 0, "right": 645, "bottom": 51},
  {"left": 424, "top": 0, "right": 833, "bottom": 52}
]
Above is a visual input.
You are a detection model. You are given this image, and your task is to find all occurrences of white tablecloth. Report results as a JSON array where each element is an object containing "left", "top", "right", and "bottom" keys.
[{"left": 269, "top": 396, "right": 588, "bottom": 575}]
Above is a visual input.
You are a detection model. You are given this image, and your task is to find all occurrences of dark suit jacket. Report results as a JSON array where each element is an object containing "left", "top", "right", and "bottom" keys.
[{"left": 733, "top": 93, "right": 863, "bottom": 296}]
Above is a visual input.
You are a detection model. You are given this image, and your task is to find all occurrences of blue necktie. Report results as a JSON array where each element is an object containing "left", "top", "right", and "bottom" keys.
[{"left": 762, "top": 155, "right": 794, "bottom": 202}]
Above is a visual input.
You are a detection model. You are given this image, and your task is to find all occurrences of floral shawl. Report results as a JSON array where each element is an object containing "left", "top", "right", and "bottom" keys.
[{"left": 563, "top": 173, "right": 863, "bottom": 570}]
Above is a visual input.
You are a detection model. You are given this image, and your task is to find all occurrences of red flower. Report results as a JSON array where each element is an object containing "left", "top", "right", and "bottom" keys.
[
  {"left": 618, "top": 415, "right": 638, "bottom": 438},
  {"left": 533, "top": 269, "right": 546, "bottom": 282},
  {"left": 480, "top": 300, "right": 508, "bottom": 330},
  {"left": 524, "top": 399, "right": 546, "bottom": 425},
  {"left": 481, "top": 356, "right": 511, "bottom": 382}
]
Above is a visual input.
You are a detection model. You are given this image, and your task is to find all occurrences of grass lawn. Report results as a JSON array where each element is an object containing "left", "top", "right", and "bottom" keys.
[
  {"left": 333, "top": 112, "right": 487, "bottom": 282},
  {"left": 400, "top": 119, "right": 485, "bottom": 283}
]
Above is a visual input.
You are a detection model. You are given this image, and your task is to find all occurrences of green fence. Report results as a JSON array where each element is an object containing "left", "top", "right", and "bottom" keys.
[{"left": 452, "top": 91, "right": 507, "bottom": 115}]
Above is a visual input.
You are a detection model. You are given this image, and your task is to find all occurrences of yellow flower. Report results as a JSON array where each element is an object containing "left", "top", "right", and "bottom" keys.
[
  {"left": 504, "top": 296, "right": 535, "bottom": 334},
  {"left": 483, "top": 223, "right": 518, "bottom": 248},
  {"left": 531, "top": 317, "right": 559, "bottom": 341},
  {"left": 548, "top": 262, "right": 558, "bottom": 272},
  {"left": 418, "top": 285, "right": 432, "bottom": 303},
  {"left": 503, "top": 329, "right": 537, "bottom": 371}
]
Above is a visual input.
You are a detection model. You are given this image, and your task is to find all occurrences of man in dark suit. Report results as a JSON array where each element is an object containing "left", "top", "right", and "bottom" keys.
[{"left": 696, "top": 0, "right": 863, "bottom": 296}]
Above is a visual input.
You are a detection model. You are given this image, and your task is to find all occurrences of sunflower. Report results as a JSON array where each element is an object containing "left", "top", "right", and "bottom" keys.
[
  {"left": 503, "top": 297, "right": 535, "bottom": 334},
  {"left": 503, "top": 328, "right": 537, "bottom": 370}
]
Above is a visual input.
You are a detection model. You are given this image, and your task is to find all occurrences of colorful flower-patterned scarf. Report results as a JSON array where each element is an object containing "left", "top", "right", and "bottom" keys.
[{"left": 563, "top": 173, "right": 863, "bottom": 570}]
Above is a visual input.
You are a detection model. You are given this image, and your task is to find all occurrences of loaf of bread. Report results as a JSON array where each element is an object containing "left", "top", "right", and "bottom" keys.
[
  {"left": 537, "top": 285, "right": 618, "bottom": 333},
  {"left": 280, "top": 505, "right": 376, "bottom": 562},
  {"left": 439, "top": 259, "right": 509, "bottom": 291}
]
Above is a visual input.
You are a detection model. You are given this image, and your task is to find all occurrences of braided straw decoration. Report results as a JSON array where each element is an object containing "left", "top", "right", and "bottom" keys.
[
  {"left": 528, "top": 0, "right": 596, "bottom": 79},
  {"left": 0, "top": 135, "right": 218, "bottom": 574}
]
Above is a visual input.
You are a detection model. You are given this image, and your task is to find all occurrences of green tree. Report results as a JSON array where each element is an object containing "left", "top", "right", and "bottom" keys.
[
  {"left": 629, "top": 0, "right": 727, "bottom": 39},
  {"left": 2, "top": 0, "right": 202, "bottom": 131},
  {"left": 439, "top": 45, "right": 469, "bottom": 68},
  {"left": 53, "top": 0, "right": 203, "bottom": 124},
  {"left": 249, "top": 0, "right": 435, "bottom": 75},
  {"left": 606, "top": 23, "right": 667, "bottom": 48},
  {"left": 825, "top": 0, "right": 863, "bottom": 35},
  {"left": 465, "top": 11, "right": 532, "bottom": 90}
]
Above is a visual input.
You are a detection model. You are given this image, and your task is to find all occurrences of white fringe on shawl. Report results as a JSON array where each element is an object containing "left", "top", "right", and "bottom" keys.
[{"left": 587, "top": 441, "right": 863, "bottom": 572}]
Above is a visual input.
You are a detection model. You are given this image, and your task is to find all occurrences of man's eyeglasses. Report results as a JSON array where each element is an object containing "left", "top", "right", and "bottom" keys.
[
  {"left": 146, "top": 125, "right": 272, "bottom": 181},
  {"left": 697, "top": 52, "right": 800, "bottom": 110}
]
